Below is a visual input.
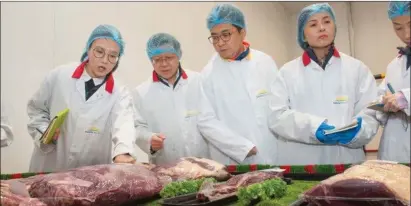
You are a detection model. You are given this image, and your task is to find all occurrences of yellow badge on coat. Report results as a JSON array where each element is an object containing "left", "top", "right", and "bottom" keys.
[
  {"left": 185, "top": 110, "right": 200, "bottom": 117},
  {"left": 256, "top": 89, "right": 269, "bottom": 97},
  {"left": 333, "top": 95, "right": 348, "bottom": 104},
  {"left": 85, "top": 126, "right": 100, "bottom": 134}
]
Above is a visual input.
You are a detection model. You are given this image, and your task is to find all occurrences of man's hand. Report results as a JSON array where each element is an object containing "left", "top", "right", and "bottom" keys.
[
  {"left": 1, "top": 181, "right": 10, "bottom": 195},
  {"left": 113, "top": 154, "right": 136, "bottom": 164},
  {"left": 383, "top": 92, "right": 401, "bottom": 112},
  {"left": 52, "top": 128, "right": 60, "bottom": 144},
  {"left": 150, "top": 133, "right": 166, "bottom": 152},
  {"left": 246, "top": 146, "right": 257, "bottom": 157}
]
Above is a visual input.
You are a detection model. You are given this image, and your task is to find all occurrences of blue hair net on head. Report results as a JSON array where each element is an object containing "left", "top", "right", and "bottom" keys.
[
  {"left": 206, "top": 4, "right": 246, "bottom": 30},
  {"left": 146, "top": 33, "right": 182, "bottom": 60},
  {"left": 388, "top": 1, "right": 410, "bottom": 20},
  {"left": 297, "top": 3, "right": 336, "bottom": 49},
  {"left": 80, "top": 24, "right": 125, "bottom": 62}
]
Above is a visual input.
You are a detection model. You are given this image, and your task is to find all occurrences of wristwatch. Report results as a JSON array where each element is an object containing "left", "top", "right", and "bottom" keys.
[{"left": 150, "top": 146, "right": 157, "bottom": 155}]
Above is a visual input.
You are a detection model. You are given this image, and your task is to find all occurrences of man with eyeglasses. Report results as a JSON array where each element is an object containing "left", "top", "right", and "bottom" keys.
[
  {"left": 27, "top": 24, "right": 137, "bottom": 172},
  {"left": 133, "top": 33, "right": 254, "bottom": 164},
  {"left": 201, "top": 4, "right": 280, "bottom": 165}
]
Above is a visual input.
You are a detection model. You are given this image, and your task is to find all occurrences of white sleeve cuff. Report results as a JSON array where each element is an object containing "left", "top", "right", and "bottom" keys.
[
  {"left": 112, "top": 143, "right": 136, "bottom": 160},
  {"left": 310, "top": 117, "right": 327, "bottom": 144}
]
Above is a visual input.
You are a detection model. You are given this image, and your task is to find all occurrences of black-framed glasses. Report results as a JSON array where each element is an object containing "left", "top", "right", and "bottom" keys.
[
  {"left": 92, "top": 47, "right": 119, "bottom": 64},
  {"left": 208, "top": 32, "right": 232, "bottom": 44}
]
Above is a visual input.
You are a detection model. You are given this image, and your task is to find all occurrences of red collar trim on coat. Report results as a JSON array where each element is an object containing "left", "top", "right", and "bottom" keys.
[
  {"left": 302, "top": 48, "right": 341, "bottom": 66},
  {"left": 71, "top": 61, "right": 114, "bottom": 93},
  {"left": 152, "top": 69, "right": 188, "bottom": 82}
]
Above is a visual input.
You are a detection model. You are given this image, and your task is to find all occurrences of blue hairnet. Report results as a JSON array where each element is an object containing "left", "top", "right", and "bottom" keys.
[
  {"left": 206, "top": 4, "right": 246, "bottom": 30},
  {"left": 80, "top": 24, "right": 125, "bottom": 62},
  {"left": 388, "top": 1, "right": 410, "bottom": 20},
  {"left": 146, "top": 33, "right": 182, "bottom": 60},
  {"left": 297, "top": 3, "right": 336, "bottom": 49}
]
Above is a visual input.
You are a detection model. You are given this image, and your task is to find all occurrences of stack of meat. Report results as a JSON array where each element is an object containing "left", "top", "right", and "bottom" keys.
[
  {"left": 303, "top": 160, "right": 410, "bottom": 206},
  {"left": 1, "top": 157, "right": 232, "bottom": 206}
]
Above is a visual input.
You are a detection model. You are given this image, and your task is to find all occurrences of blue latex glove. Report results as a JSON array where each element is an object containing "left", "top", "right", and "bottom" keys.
[
  {"left": 328, "top": 117, "right": 363, "bottom": 144},
  {"left": 315, "top": 122, "right": 336, "bottom": 144}
]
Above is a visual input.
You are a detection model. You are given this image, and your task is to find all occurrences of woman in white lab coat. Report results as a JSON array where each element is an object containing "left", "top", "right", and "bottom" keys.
[
  {"left": 27, "top": 24, "right": 137, "bottom": 172},
  {"left": 133, "top": 33, "right": 255, "bottom": 165},
  {"left": 360, "top": 2, "right": 410, "bottom": 163},
  {"left": 1, "top": 100, "right": 14, "bottom": 147},
  {"left": 268, "top": 3, "right": 379, "bottom": 165},
  {"left": 201, "top": 4, "right": 279, "bottom": 165}
]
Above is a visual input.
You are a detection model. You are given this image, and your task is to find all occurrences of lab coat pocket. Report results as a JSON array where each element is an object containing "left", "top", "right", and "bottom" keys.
[
  {"left": 183, "top": 110, "right": 207, "bottom": 156},
  {"left": 82, "top": 126, "right": 104, "bottom": 154},
  {"left": 254, "top": 89, "right": 272, "bottom": 125},
  {"left": 331, "top": 95, "right": 352, "bottom": 126}
]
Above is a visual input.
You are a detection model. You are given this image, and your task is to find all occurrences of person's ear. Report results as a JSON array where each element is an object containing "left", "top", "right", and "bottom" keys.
[{"left": 240, "top": 29, "right": 246, "bottom": 40}]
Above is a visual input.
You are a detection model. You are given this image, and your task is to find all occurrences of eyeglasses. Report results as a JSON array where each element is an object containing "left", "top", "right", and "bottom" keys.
[
  {"left": 92, "top": 47, "right": 119, "bottom": 64},
  {"left": 208, "top": 32, "right": 232, "bottom": 44},
  {"left": 152, "top": 56, "right": 177, "bottom": 65}
]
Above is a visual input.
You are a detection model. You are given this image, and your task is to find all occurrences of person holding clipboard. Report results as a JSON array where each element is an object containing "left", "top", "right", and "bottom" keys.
[
  {"left": 360, "top": 2, "right": 410, "bottom": 163},
  {"left": 27, "top": 24, "right": 137, "bottom": 172},
  {"left": 268, "top": 3, "right": 378, "bottom": 165}
]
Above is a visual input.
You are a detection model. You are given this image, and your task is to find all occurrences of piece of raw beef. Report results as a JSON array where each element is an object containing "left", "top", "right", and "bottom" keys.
[
  {"left": 28, "top": 163, "right": 164, "bottom": 206},
  {"left": 303, "top": 160, "right": 410, "bottom": 206},
  {"left": 151, "top": 157, "right": 231, "bottom": 181},
  {"left": 196, "top": 170, "right": 283, "bottom": 201}
]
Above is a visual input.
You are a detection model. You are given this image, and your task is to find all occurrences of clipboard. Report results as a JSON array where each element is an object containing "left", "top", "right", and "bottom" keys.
[
  {"left": 367, "top": 102, "right": 385, "bottom": 112},
  {"left": 40, "top": 108, "right": 69, "bottom": 144},
  {"left": 323, "top": 119, "right": 359, "bottom": 135}
]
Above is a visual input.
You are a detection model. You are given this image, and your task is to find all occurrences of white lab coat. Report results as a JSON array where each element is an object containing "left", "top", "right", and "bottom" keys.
[
  {"left": 376, "top": 55, "right": 410, "bottom": 162},
  {"left": 201, "top": 49, "right": 279, "bottom": 165},
  {"left": 133, "top": 70, "right": 254, "bottom": 165},
  {"left": 269, "top": 51, "right": 378, "bottom": 165},
  {"left": 27, "top": 62, "right": 137, "bottom": 172},
  {"left": 1, "top": 101, "right": 14, "bottom": 147}
]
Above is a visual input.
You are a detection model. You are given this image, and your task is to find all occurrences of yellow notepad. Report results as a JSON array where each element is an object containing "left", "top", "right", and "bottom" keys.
[{"left": 40, "top": 108, "right": 69, "bottom": 144}]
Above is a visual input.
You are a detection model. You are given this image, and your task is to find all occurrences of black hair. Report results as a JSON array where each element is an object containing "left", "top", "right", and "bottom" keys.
[{"left": 233, "top": 25, "right": 243, "bottom": 32}]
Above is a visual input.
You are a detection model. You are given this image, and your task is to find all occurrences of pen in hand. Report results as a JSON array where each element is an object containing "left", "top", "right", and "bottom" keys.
[
  {"left": 387, "top": 82, "right": 395, "bottom": 94},
  {"left": 383, "top": 82, "right": 401, "bottom": 113}
]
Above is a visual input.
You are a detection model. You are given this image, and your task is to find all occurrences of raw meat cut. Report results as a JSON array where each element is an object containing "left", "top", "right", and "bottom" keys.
[
  {"left": 28, "top": 163, "right": 164, "bottom": 206},
  {"left": 1, "top": 180, "right": 46, "bottom": 206},
  {"left": 0, "top": 192, "right": 47, "bottom": 206},
  {"left": 303, "top": 160, "right": 410, "bottom": 206},
  {"left": 1, "top": 174, "right": 46, "bottom": 192},
  {"left": 135, "top": 162, "right": 156, "bottom": 170},
  {"left": 151, "top": 157, "right": 231, "bottom": 181},
  {"left": 196, "top": 170, "right": 283, "bottom": 201}
]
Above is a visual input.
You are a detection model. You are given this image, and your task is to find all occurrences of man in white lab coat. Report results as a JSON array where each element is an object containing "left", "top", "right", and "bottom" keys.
[
  {"left": 201, "top": 4, "right": 279, "bottom": 165},
  {"left": 1, "top": 100, "right": 14, "bottom": 147},
  {"left": 27, "top": 24, "right": 137, "bottom": 172},
  {"left": 268, "top": 3, "right": 378, "bottom": 165},
  {"left": 133, "top": 33, "right": 255, "bottom": 165},
  {"left": 359, "top": 2, "right": 410, "bottom": 163}
]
